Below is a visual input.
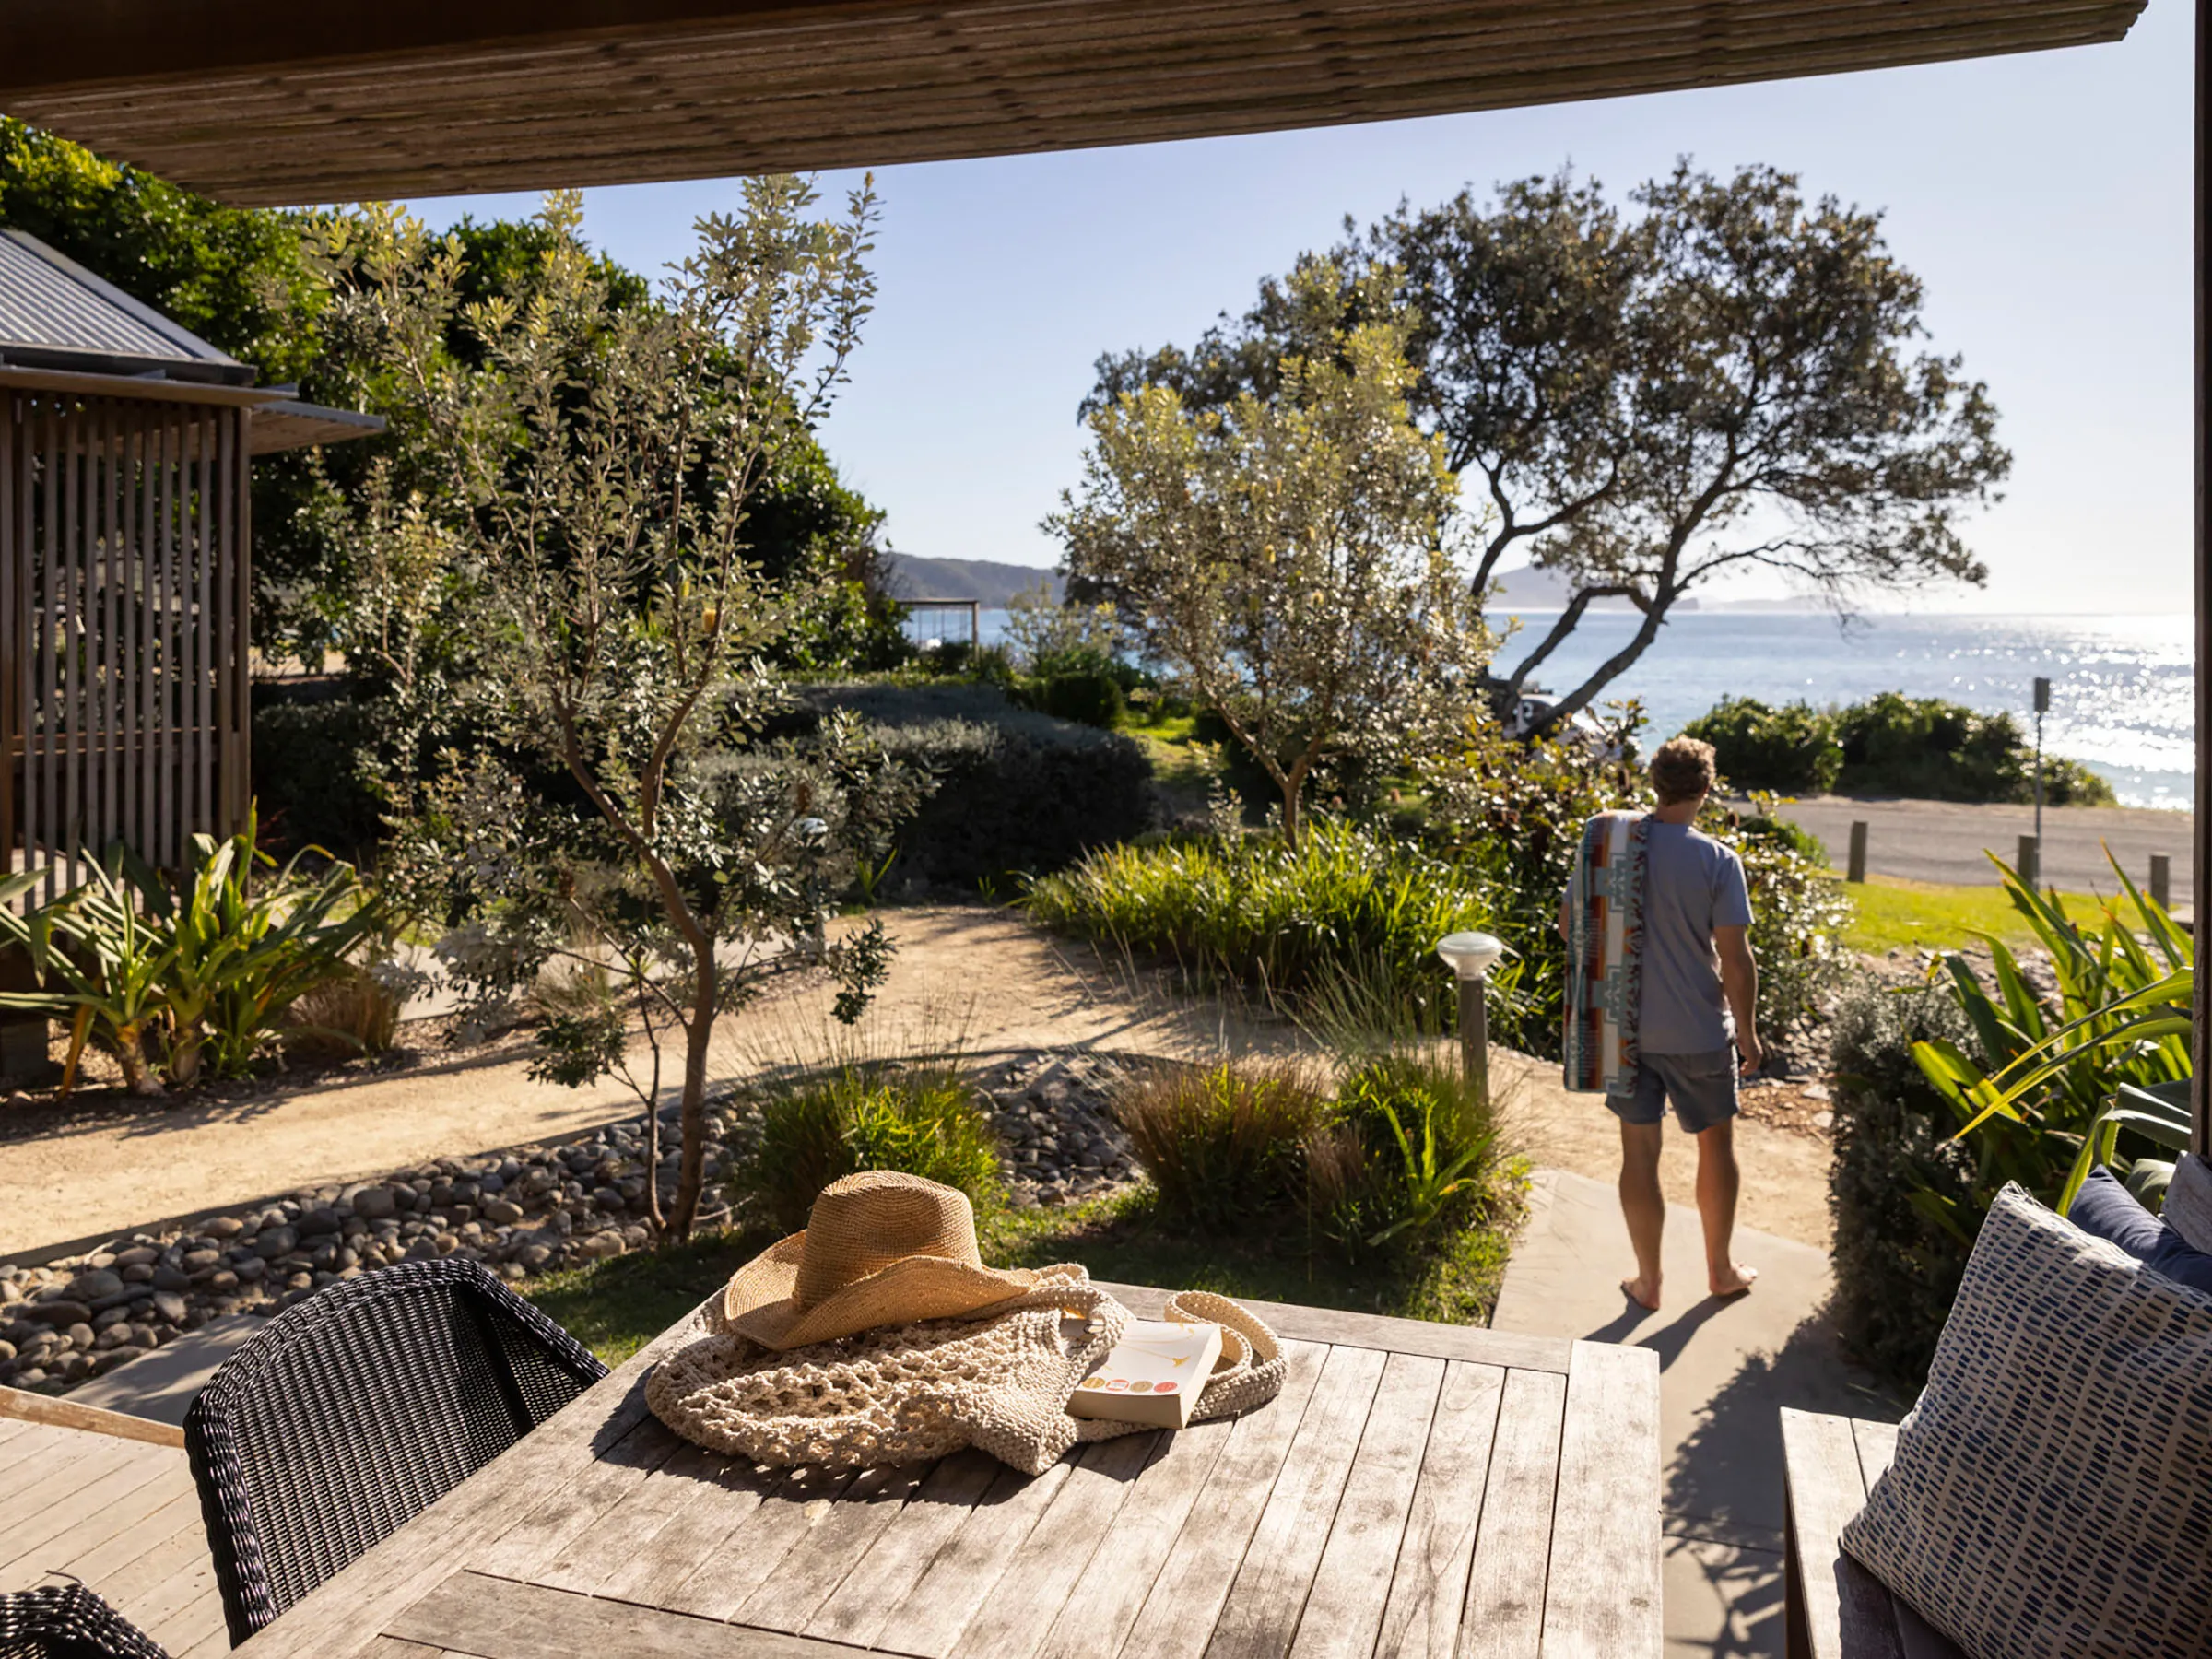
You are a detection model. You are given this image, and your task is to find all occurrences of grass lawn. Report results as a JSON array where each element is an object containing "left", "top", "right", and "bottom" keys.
[
  {"left": 523, "top": 1171, "right": 1530, "bottom": 1367},
  {"left": 1841, "top": 873, "right": 2114, "bottom": 955}
]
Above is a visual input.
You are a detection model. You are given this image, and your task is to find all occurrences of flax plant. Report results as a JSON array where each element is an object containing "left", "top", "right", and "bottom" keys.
[{"left": 1911, "top": 852, "right": 2193, "bottom": 1232}]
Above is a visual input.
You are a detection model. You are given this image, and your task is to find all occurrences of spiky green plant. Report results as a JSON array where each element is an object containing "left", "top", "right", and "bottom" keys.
[
  {"left": 1026, "top": 818, "right": 1499, "bottom": 1026},
  {"left": 1910, "top": 850, "right": 2192, "bottom": 1239}
]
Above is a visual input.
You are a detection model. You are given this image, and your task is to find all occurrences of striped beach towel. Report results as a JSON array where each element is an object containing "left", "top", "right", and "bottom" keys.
[{"left": 1562, "top": 810, "right": 1650, "bottom": 1098}]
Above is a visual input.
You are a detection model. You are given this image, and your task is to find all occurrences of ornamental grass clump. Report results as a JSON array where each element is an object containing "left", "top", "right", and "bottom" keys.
[
  {"left": 738, "top": 1065, "right": 1003, "bottom": 1234},
  {"left": 1111, "top": 1048, "right": 1510, "bottom": 1269},
  {"left": 1111, "top": 1058, "right": 1332, "bottom": 1232},
  {"left": 1026, "top": 818, "right": 1493, "bottom": 1023}
]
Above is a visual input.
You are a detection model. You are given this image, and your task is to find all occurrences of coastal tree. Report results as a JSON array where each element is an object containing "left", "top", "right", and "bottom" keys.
[
  {"left": 1088, "top": 162, "right": 2011, "bottom": 732},
  {"left": 1052, "top": 273, "right": 1493, "bottom": 846},
  {"left": 339, "top": 185, "right": 918, "bottom": 1239}
]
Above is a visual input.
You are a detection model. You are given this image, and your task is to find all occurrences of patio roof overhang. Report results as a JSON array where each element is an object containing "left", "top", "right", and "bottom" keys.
[{"left": 0, "top": 0, "right": 2152, "bottom": 206}]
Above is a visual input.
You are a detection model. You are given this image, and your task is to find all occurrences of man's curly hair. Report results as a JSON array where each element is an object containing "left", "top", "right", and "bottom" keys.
[{"left": 1649, "top": 736, "right": 1717, "bottom": 806}]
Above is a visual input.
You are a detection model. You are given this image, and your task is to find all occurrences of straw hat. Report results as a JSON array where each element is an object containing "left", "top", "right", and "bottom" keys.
[{"left": 722, "top": 1171, "right": 1041, "bottom": 1349}]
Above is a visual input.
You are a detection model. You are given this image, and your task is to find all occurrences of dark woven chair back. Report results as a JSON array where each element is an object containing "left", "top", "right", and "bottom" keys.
[
  {"left": 0, "top": 1585, "right": 170, "bottom": 1659},
  {"left": 184, "top": 1256, "right": 607, "bottom": 1645}
]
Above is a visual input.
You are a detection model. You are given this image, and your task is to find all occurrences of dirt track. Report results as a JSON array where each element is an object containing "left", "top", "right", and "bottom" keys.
[
  {"left": 0, "top": 905, "right": 1833, "bottom": 1259},
  {"left": 1770, "top": 795, "right": 2192, "bottom": 902}
]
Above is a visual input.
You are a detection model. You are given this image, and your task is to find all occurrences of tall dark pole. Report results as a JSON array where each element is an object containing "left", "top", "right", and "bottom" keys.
[{"left": 2197, "top": 0, "right": 2209, "bottom": 1158}]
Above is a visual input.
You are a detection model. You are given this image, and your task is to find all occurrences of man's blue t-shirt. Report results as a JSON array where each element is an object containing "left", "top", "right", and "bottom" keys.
[{"left": 1639, "top": 821, "right": 1754, "bottom": 1055}]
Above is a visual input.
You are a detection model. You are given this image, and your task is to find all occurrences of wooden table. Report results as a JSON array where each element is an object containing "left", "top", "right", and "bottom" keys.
[{"left": 233, "top": 1284, "right": 1662, "bottom": 1659}]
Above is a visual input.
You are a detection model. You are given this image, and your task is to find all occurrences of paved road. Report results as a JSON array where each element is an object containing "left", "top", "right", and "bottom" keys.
[{"left": 1763, "top": 794, "right": 2194, "bottom": 904}]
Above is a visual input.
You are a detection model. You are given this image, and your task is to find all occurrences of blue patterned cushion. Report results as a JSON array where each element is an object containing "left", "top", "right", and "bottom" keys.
[{"left": 1841, "top": 1183, "right": 2212, "bottom": 1659}]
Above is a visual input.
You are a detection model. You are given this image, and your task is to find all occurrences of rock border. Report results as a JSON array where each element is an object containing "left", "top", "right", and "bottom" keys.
[{"left": 0, "top": 1047, "right": 1143, "bottom": 1395}]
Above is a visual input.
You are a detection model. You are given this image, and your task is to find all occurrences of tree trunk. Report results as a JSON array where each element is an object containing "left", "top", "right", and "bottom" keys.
[
  {"left": 666, "top": 942, "right": 718, "bottom": 1240},
  {"left": 1532, "top": 589, "right": 1674, "bottom": 735},
  {"left": 1502, "top": 585, "right": 1636, "bottom": 700}
]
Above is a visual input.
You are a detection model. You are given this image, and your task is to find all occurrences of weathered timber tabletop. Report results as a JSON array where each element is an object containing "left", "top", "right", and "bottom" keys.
[{"left": 231, "top": 1283, "right": 1661, "bottom": 1659}]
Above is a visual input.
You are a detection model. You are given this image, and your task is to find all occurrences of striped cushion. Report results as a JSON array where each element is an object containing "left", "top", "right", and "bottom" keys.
[{"left": 1841, "top": 1183, "right": 2212, "bottom": 1659}]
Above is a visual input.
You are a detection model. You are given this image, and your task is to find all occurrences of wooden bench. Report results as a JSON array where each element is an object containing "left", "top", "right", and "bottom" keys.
[{"left": 1780, "top": 1408, "right": 1965, "bottom": 1659}]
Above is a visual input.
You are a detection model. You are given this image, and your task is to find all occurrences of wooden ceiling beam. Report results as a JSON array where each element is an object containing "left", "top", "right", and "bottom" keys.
[{"left": 0, "top": 0, "right": 2147, "bottom": 204}]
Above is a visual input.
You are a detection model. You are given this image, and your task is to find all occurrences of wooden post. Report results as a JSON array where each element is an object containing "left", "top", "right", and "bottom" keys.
[
  {"left": 2196, "top": 0, "right": 2209, "bottom": 1159},
  {"left": 2017, "top": 834, "right": 2040, "bottom": 893},
  {"left": 2153, "top": 853, "right": 2172, "bottom": 912},
  {"left": 1846, "top": 821, "right": 1868, "bottom": 884}
]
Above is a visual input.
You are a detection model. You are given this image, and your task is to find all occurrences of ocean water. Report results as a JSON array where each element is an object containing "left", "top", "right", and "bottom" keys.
[
  {"left": 911, "top": 607, "right": 2196, "bottom": 810},
  {"left": 1492, "top": 610, "right": 2195, "bottom": 810}
]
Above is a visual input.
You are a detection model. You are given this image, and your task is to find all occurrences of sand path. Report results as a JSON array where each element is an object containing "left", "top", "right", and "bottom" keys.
[{"left": 0, "top": 905, "right": 1831, "bottom": 1259}]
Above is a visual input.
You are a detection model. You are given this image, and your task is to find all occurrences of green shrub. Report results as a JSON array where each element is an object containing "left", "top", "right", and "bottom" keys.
[
  {"left": 1733, "top": 808, "right": 1828, "bottom": 866},
  {"left": 908, "top": 640, "right": 1018, "bottom": 685},
  {"left": 1110, "top": 1059, "right": 1330, "bottom": 1231},
  {"left": 1021, "top": 670, "right": 1126, "bottom": 729},
  {"left": 252, "top": 693, "right": 385, "bottom": 861},
  {"left": 1418, "top": 725, "right": 1845, "bottom": 1057},
  {"left": 1027, "top": 819, "right": 1493, "bottom": 1024},
  {"left": 1835, "top": 692, "right": 2116, "bottom": 806},
  {"left": 1110, "top": 1050, "right": 1509, "bottom": 1269},
  {"left": 1681, "top": 698, "right": 1843, "bottom": 794},
  {"left": 736, "top": 1064, "right": 1003, "bottom": 1233},
  {"left": 1731, "top": 818, "right": 1853, "bottom": 1042},
  {"left": 797, "top": 683, "right": 1152, "bottom": 885},
  {"left": 1827, "top": 973, "right": 1981, "bottom": 1387},
  {"left": 0, "top": 806, "right": 385, "bottom": 1091},
  {"left": 1418, "top": 724, "right": 1641, "bottom": 1054},
  {"left": 1677, "top": 691, "right": 2119, "bottom": 806}
]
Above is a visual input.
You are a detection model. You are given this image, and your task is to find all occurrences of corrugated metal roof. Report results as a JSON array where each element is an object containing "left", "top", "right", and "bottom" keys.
[{"left": 0, "top": 230, "right": 253, "bottom": 386}]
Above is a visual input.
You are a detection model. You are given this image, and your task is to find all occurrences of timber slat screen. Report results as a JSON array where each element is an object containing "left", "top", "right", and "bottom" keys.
[
  {"left": 0, "top": 390, "right": 250, "bottom": 897},
  {"left": 0, "top": 0, "right": 2147, "bottom": 206}
]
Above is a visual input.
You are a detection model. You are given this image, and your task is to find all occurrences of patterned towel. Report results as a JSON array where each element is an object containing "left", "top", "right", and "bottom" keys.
[{"left": 1563, "top": 810, "right": 1650, "bottom": 1098}]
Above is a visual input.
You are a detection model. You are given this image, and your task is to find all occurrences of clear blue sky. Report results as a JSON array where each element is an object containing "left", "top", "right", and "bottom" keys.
[{"left": 413, "top": 0, "right": 2192, "bottom": 614}]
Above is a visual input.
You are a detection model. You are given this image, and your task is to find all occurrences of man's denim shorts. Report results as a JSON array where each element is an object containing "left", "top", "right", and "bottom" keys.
[{"left": 1612, "top": 1048, "right": 1740, "bottom": 1135}]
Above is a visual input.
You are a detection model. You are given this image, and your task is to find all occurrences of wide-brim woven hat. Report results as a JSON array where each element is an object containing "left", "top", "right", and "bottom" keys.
[{"left": 724, "top": 1170, "right": 1040, "bottom": 1349}]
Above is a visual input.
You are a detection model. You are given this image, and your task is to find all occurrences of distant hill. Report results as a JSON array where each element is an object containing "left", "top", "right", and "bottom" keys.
[
  {"left": 885, "top": 554, "right": 1062, "bottom": 608},
  {"left": 1488, "top": 564, "right": 1697, "bottom": 613}
]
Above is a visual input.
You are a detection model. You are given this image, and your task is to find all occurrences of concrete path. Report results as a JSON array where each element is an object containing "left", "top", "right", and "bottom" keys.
[
  {"left": 1497, "top": 1070, "right": 1832, "bottom": 1248},
  {"left": 1, "top": 899, "right": 1840, "bottom": 1260},
  {"left": 1492, "top": 1170, "right": 1896, "bottom": 1658},
  {"left": 0, "top": 907, "right": 1305, "bottom": 1260},
  {"left": 1771, "top": 794, "right": 2192, "bottom": 901},
  {"left": 63, "top": 1314, "right": 261, "bottom": 1427}
]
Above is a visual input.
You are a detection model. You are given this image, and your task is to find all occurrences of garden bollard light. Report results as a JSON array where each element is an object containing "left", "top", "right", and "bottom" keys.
[
  {"left": 1847, "top": 820, "right": 1868, "bottom": 884},
  {"left": 1436, "top": 932, "right": 1504, "bottom": 1108},
  {"left": 2152, "top": 853, "right": 2171, "bottom": 912},
  {"left": 2018, "top": 833, "right": 2040, "bottom": 893}
]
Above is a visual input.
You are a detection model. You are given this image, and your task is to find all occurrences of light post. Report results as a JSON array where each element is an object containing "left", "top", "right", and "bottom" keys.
[{"left": 1436, "top": 931, "right": 1505, "bottom": 1106}]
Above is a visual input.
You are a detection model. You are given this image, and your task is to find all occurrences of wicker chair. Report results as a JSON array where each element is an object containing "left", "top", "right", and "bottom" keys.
[
  {"left": 184, "top": 1256, "right": 607, "bottom": 1646},
  {"left": 0, "top": 1585, "right": 170, "bottom": 1659}
]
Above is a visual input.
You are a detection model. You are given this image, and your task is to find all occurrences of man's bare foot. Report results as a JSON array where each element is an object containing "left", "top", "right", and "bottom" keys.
[
  {"left": 1620, "top": 1276, "right": 1661, "bottom": 1312},
  {"left": 1710, "top": 1263, "right": 1759, "bottom": 1298}
]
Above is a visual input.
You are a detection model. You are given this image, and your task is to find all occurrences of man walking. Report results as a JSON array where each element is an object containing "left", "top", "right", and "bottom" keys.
[{"left": 1560, "top": 735, "right": 1760, "bottom": 1310}]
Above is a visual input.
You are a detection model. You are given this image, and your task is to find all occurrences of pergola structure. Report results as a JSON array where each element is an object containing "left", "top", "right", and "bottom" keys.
[
  {"left": 0, "top": 230, "right": 382, "bottom": 900},
  {"left": 0, "top": 0, "right": 2195, "bottom": 1159},
  {"left": 0, "top": 0, "right": 2149, "bottom": 205}
]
